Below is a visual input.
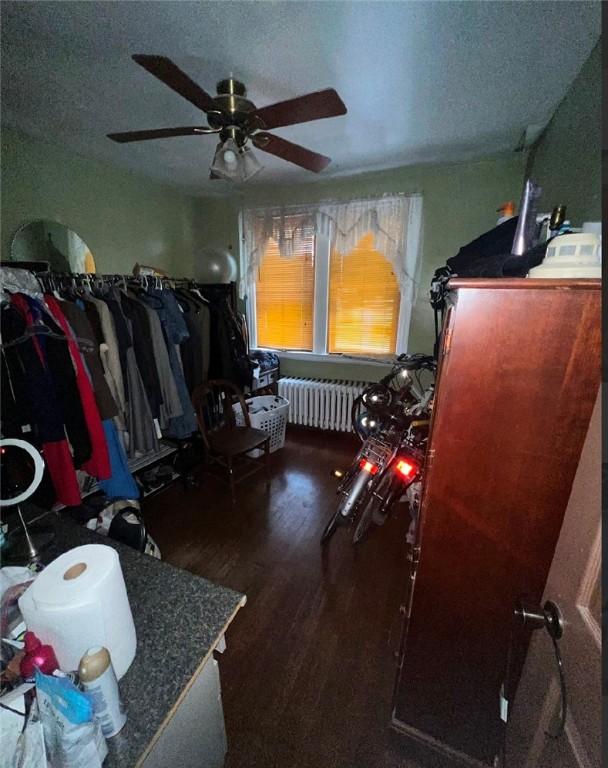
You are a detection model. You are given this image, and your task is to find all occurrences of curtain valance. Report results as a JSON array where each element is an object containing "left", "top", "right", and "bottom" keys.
[{"left": 240, "top": 194, "right": 423, "bottom": 299}]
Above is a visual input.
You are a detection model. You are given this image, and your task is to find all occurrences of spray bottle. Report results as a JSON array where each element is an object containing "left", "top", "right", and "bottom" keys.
[{"left": 78, "top": 646, "right": 126, "bottom": 737}]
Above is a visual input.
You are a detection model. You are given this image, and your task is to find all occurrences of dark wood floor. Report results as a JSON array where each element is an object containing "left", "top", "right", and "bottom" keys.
[{"left": 144, "top": 427, "right": 456, "bottom": 768}]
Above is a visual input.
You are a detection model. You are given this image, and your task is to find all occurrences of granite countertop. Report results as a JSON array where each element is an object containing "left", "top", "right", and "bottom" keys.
[{"left": 36, "top": 515, "right": 245, "bottom": 768}]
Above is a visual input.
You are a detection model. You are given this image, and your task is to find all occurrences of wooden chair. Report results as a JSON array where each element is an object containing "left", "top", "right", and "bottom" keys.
[{"left": 192, "top": 379, "right": 270, "bottom": 502}]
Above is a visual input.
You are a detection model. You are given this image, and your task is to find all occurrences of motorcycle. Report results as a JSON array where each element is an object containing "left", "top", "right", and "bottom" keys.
[{"left": 320, "top": 353, "right": 435, "bottom": 546}]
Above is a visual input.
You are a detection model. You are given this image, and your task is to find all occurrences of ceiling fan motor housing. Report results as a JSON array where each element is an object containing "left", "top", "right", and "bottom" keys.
[{"left": 208, "top": 77, "right": 258, "bottom": 139}]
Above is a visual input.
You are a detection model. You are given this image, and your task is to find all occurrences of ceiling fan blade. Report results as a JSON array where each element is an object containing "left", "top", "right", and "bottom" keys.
[
  {"left": 132, "top": 54, "right": 216, "bottom": 113},
  {"left": 107, "top": 127, "right": 206, "bottom": 143},
  {"left": 251, "top": 88, "right": 346, "bottom": 130},
  {"left": 252, "top": 132, "right": 331, "bottom": 173}
]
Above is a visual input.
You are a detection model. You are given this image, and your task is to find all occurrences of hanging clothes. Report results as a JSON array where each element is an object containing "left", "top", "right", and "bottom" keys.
[
  {"left": 11, "top": 293, "right": 92, "bottom": 468},
  {"left": 175, "top": 293, "right": 203, "bottom": 395},
  {"left": 102, "top": 285, "right": 159, "bottom": 457},
  {"left": 145, "top": 288, "right": 197, "bottom": 439},
  {"left": 1, "top": 301, "right": 82, "bottom": 506},
  {"left": 81, "top": 294, "right": 127, "bottom": 420},
  {"left": 102, "top": 290, "right": 132, "bottom": 402},
  {"left": 176, "top": 288, "right": 210, "bottom": 391},
  {"left": 207, "top": 295, "right": 253, "bottom": 389},
  {"left": 120, "top": 291, "right": 163, "bottom": 421},
  {"left": 57, "top": 300, "right": 118, "bottom": 422},
  {"left": 125, "top": 345, "right": 159, "bottom": 457},
  {"left": 98, "top": 420, "right": 140, "bottom": 500},
  {"left": 49, "top": 297, "right": 139, "bottom": 501},
  {"left": 127, "top": 291, "right": 183, "bottom": 431},
  {"left": 44, "top": 294, "right": 111, "bottom": 481}
]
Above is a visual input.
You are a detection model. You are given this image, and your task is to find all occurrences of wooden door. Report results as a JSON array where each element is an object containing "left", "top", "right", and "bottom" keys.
[
  {"left": 392, "top": 280, "right": 601, "bottom": 766},
  {"left": 504, "top": 392, "right": 601, "bottom": 767}
]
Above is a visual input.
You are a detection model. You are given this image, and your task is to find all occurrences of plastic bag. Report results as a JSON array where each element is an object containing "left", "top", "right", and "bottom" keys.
[
  {"left": 10, "top": 696, "right": 47, "bottom": 768},
  {"left": 35, "top": 670, "right": 107, "bottom": 768}
]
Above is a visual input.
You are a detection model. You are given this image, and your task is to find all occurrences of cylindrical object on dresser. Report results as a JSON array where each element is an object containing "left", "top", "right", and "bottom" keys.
[
  {"left": 18, "top": 544, "right": 136, "bottom": 679},
  {"left": 511, "top": 178, "right": 542, "bottom": 255},
  {"left": 549, "top": 204, "right": 567, "bottom": 233},
  {"left": 79, "top": 645, "right": 127, "bottom": 737}
]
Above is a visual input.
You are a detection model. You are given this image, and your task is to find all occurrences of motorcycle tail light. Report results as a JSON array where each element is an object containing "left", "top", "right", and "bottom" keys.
[
  {"left": 359, "top": 459, "right": 379, "bottom": 475},
  {"left": 395, "top": 458, "right": 419, "bottom": 480}
]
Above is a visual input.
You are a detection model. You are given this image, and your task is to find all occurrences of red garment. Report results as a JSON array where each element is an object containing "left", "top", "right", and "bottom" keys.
[
  {"left": 41, "top": 442, "right": 82, "bottom": 506},
  {"left": 44, "top": 295, "right": 111, "bottom": 480}
]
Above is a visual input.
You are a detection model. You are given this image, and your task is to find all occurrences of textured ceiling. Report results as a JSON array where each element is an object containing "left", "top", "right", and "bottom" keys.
[{"left": 1, "top": 1, "right": 600, "bottom": 195}]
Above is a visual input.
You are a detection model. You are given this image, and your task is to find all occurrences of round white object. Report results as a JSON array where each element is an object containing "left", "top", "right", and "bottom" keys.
[
  {"left": 18, "top": 544, "right": 136, "bottom": 679},
  {"left": 528, "top": 232, "right": 601, "bottom": 279},
  {"left": 198, "top": 247, "right": 237, "bottom": 283},
  {"left": 0, "top": 438, "right": 45, "bottom": 507},
  {"left": 222, "top": 149, "right": 237, "bottom": 166}
]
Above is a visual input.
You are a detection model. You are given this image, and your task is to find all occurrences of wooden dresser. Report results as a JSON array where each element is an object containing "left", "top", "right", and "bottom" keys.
[{"left": 391, "top": 279, "right": 601, "bottom": 766}]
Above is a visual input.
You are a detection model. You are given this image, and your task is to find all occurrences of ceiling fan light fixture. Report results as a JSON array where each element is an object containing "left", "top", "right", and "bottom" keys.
[
  {"left": 223, "top": 149, "right": 238, "bottom": 166},
  {"left": 239, "top": 144, "right": 263, "bottom": 181},
  {"left": 210, "top": 138, "right": 262, "bottom": 182},
  {"left": 210, "top": 138, "right": 241, "bottom": 180}
]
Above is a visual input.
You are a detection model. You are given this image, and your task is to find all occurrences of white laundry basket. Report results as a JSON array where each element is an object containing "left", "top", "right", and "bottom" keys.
[{"left": 233, "top": 395, "right": 289, "bottom": 457}]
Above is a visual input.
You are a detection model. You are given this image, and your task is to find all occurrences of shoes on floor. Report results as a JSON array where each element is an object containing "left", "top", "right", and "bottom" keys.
[{"left": 138, "top": 464, "right": 174, "bottom": 493}]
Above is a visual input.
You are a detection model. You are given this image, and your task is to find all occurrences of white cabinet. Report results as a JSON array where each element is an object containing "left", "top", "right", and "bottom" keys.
[{"left": 142, "top": 656, "right": 227, "bottom": 768}]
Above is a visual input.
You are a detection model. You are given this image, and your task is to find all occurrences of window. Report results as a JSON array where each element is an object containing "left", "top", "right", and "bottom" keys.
[
  {"left": 241, "top": 195, "right": 422, "bottom": 357},
  {"left": 328, "top": 233, "right": 401, "bottom": 355},
  {"left": 255, "top": 234, "right": 315, "bottom": 351}
]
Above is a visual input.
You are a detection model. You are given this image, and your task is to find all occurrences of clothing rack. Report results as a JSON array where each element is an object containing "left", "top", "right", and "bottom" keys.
[
  {"left": 2, "top": 266, "right": 249, "bottom": 514},
  {"left": 33, "top": 271, "right": 238, "bottom": 312},
  {"left": 4, "top": 263, "right": 237, "bottom": 295},
  {"left": 35, "top": 271, "right": 200, "bottom": 290}
]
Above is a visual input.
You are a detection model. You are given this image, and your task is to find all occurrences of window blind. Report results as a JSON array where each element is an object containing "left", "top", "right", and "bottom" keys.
[
  {"left": 255, "top": 216, "right": 315, "bottom": 351},
  {"left": 328, "top": 232, "right": 401, "bottom": 355}
]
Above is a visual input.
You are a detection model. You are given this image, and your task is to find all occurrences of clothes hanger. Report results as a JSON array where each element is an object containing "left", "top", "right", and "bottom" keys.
[
  {"left": 50, "top": 273, "right": 62, "bottom": 300},
  {"left": 189, "top": 285, "right": 209, "bottom": 304},
  {"left": 0, "top": 298, "right": 71, "bottom": 348},
  {"left": 175, "top": 293, "right": 192, "bottom": 313}
]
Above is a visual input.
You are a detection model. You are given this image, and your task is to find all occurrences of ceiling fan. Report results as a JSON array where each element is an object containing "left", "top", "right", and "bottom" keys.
[{"left": 107, "top": 55, "right": 347, "bottom": 181}]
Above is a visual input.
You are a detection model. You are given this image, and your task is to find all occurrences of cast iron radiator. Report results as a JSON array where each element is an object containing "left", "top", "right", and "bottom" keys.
[{"left": 277, "top": 377, "right": 368, "bottom": 432}]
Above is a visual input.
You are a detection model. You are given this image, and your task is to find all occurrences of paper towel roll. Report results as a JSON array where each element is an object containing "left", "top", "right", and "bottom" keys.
[{"left": 18, "top": 544, "right": 136, "bottom": 679}]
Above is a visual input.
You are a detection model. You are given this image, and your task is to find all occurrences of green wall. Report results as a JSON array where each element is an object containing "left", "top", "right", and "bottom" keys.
[
  {"left": 526, "top": 41, "right": 601, "bottom": 224},
  {"left": 232, "top": 153, "right": 526, "bottom": 378},
  {"left": 0, "top": 127, "right": 529, "bottom": 382},
  {"left": 188, "top": 196, "right": 240, "bottom": 281},
  {"left": 1, "top": 126, "right": 210, "bottom": 275}
]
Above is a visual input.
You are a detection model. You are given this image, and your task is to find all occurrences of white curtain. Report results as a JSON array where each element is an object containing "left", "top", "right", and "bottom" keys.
[
  {"left": 317, "top": 195, "right": 422, "bottom": 298},
  {"left": 240, "top": 208, "right": 316, "bottom": 297},
  {"left": 240, "top": 194, "right": 423, "bottom": 299}
]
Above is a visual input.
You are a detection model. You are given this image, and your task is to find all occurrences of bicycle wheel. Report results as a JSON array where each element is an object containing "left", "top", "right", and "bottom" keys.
[
  {"left": 320, "top": 511, "right": 341, "bottom": 544},
  {"left": 322, "top": 467, "right": 369, "bottom": 545},
  {"left": 352, "top": 491, "right": 378, "bottom": 544},
  {"left": 351, "top": 395, "right": 366, "bottom": 441},
  {"left": 352, "top": 473, "right": 398, "bottom": 544}
]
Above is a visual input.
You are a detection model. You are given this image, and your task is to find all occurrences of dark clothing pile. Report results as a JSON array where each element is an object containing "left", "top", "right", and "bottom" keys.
[
  {"left": 445, "top": 217, "right": 547, "bottom": 278},
  {"left": 250, "top": 349, "right": 280, "bottom": 373},
  {"left": 429, "top": 217, "right": 550, "bottom": 357}
]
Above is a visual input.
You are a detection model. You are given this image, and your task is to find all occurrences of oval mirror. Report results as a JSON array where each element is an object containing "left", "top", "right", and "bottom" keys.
[{"left": 11, "top": 219, "right": 96, "bottom": 273}]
